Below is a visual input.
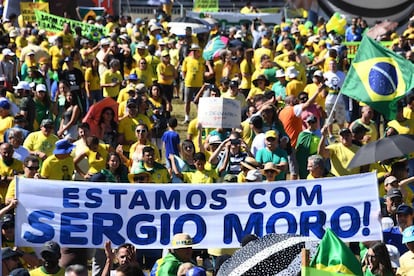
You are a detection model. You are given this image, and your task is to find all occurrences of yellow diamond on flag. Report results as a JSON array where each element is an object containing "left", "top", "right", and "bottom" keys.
[{"left": 352, "top": 57, "right": 406, "bottom": 102}]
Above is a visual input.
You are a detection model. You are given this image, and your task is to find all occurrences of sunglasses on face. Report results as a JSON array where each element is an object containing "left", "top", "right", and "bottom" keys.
[
  {"left": 136, "top": 129, "right": 146, "bottom": 133},
  {"left": 26, "top": 166, "right": 39, "bottom": 171},
  {"left": 134, "top": 175, "right": 148, "bottom": 182}
]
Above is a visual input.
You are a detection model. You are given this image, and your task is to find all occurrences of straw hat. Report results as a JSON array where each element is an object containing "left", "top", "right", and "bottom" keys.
[
  {"left": 171, "top": 233, "right": 196, "bottom": 249},
  {"left": 261, "top": 162, "right": 281, "bottom": 175}
]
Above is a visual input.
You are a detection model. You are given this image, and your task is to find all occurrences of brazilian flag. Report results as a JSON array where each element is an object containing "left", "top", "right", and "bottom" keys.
[
  {"left": 341, "top": 35, "right": 414, "bottom": 120},
  {"left": 309, "top": 229, "right": 363, "bottom": 275}
]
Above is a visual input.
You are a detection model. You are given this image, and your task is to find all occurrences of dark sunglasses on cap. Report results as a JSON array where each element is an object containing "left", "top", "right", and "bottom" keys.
[{"left": 134, "top": 175, "right": 148, "bottom": 182}]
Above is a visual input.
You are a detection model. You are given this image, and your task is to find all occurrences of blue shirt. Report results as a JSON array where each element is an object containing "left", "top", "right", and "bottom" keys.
[{"left": 161, "top": 130, "right": 180, "bottom": 159}]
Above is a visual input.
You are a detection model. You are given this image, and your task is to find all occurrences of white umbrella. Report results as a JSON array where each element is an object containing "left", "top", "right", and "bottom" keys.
[{"left": 167, "top": 22, "right": 210, "bottom": 35}]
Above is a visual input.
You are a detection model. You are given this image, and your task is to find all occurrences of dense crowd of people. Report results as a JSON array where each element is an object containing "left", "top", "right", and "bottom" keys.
[{"left": 1, "top": 3, "right": 414, "bottom": 275}]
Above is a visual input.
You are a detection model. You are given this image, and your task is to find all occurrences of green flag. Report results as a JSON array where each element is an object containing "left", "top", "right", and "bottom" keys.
[
  {"left": 309, "top": 229, "right": 363, "bottom": 275},
  {"left": 341, "top": 35, "right": 414, "bottom": 120}
]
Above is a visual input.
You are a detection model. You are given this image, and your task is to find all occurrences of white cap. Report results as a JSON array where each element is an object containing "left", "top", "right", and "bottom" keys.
[
  {"left": 208, "top": 135, "right": 222, "bottom": 145},
  {"left": 13, "top": 81, "right": 30, "bottom": 90},
  {"left": 36, "top": 83, "right": 47, "bottom": 92},
  {"left": 275, "top": 69, "right": 285, "bottom": 78},
  {"left": 286, "top": 66, "right": 299, "bottom": 78},
  {"left": 2, "top": 48, "right": 15, "bottom": 56},
  {"left": 246, "top": 169, "right": 262, "bottom": 181},
  {"left": 100, "top": 38, "right": 111, "bottom": 46}
]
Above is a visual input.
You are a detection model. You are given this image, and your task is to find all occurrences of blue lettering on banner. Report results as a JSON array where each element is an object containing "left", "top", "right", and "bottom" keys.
[
  {"left": 155, "top": 190, "right": 180, "bottom": 210},
  {"left": 127, "top": 214, "right": 156, "bottom": 245},
  {"left": 160, "top": 214, "right": 171, "bottom": 245},
  {"left": 266, "top": 212, "right": 297, "bottom": 233},
  {"left": 63, "top": 188, "right": 80, "bottom": 208},
  {"left": 129, "top": 190, "right": 150, "bottom": 209},
  {"left": 300, "top": 211, "right": 326, "bottom": 238},
  {"left": 173, "top": 214, "right": 206, "bottom": 244},
  {"left": 23, "top": 210, "right": 55, "bottom": 243},
  {"left": 248, "top": 189, "right": 266, "bottom": 209},
  {"left": 186, "top": 190, "right": 206, "bottom": 210},
  {"left": 223, "top": 213, "right": 263, "bottom": 244},
  {"left": 270, "top": 187, "right": 290, "bottom": 208},
  {"left": 330, "top": 206, "right": 360, "bottom": 238},
  {"left": 296, "top": 185, "right": 322, "bottom": 206},
  {"left": 210, "top": 189, "right": 227, "bottom": 210},
  {"left": 92, "top": 213, "right": 125, "bottom": 245},
  {"left": 85, "top": 188, "right": 102, "bottom": 208},
  {"left": 108, "top": 189, "right": 128, "bottom": 209},
  {"left": 61, "top": 212, "right": 88, "bottom": 245}
]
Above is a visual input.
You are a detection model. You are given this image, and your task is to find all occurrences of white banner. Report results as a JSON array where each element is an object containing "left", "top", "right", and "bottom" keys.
[
  {"left": 15, "top": 173, "right": 382, "bottom": 248},
  {"left": 198, "top": 97, "right": 241, "bottom": 129}
]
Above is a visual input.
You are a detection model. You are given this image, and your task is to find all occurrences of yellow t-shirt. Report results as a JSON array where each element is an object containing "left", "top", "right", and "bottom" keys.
[
  {"left": 30, "top": 266, "right": 65, "bottom": 276},
  {"left": 48, "top": 45, "right": 64, "bottom": 71},
  {"left": 23, "top": 131, "right": 59, "bottom": 158},
  {"left": 84, "top": 144, "right": 110, "bottom": 174},
  {"left": 240, "top": 59, "right": 255, "bottom": 89},
  {"left": 131, "top": 67, "right": 153, "bottom": 87},
  {"left": 286, "top": 79, "right": 306, "bottom": 98},
  {"left": 304, "top": 83, "right": 326, "bottom": 109},
  {"left": 254, "top": 47, "right": 273, "bottom": 69},
  {"left": 326, "top": 143, "right": 360, "bottom": 176},
  {"left": 182, "top": 56, "right": 205, "bottom": 88},
  {"left": 183, "top": 169, "right": 218, "bottom": 183},
  {"left": 85, "top": 67, "right": 101, "bottom": 91},
  {"left": 0, "top": 115, "right": 14, "bottom": 143},
  {"left": 157, "top": 62, "right": 175, "bottom": 85},
  {"left": 40, "top": 155, "right": 74, "bottom": 180},
  {"left": 101, "top": 70, "right": 123, "bottom": 98},
  {"left": 0, "top": 159, "right": 23, "bottom": 202}
]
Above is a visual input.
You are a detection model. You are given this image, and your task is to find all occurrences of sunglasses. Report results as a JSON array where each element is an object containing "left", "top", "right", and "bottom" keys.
[
  {"left": 299, "top": 97, "right": 308, "bottom": 101},
  {"left": 26, "top": 166, "right": 39, "bottom": 171},
  {"left": 136, "top": 129, "right": 147, "bottom": 133},
  {"left": 134, "top": 175, "right": 148, "bottom": 182}
]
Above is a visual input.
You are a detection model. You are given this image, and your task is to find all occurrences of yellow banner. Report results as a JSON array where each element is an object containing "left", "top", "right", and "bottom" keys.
[{"left": 20, "top": 2, "right": 49, "bottom": 24}]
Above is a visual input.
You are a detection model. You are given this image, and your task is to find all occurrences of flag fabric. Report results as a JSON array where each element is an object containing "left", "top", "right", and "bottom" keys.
[
  {"left": 302, "top": 266, "right": 354, "bottom": 276},
  {"left": 341, "top": 35, "right": 414, "bottom": 120},
  {"left": 309, "top": 229, "right": 363, "bottom": 275}
]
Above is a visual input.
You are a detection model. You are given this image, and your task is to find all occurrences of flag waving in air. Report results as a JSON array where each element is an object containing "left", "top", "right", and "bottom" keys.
[
  {"left": 309, "top": 228, "right": 363, "bottom": 275},
  {"left": 341, "top": 35, "right": 414, "bottom": 120}
]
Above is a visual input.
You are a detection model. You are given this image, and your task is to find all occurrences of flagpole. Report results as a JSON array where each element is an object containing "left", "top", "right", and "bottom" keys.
[{"left": 324, "top": 90, "right": 343, "bottom": 127}]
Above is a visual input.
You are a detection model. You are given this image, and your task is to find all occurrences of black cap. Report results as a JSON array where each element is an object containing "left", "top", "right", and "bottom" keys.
[
  {"left": 351, "top": 123, "right": 369, "bottom": 134},
  {"left": 126, "top": 98, "right": 137, "bottom": 107},
  {"left": 397, "top": 204, "right": 413, "bottom": 215},
  {"left": 64, "top": 56, "right": 73, "bottom": 62},
  {"left": 40, "top": 241, "right": 61, "bottom": 259},
  {"left": 2, "top": 247, "right": 22, "bottom": 260},
  {"left": 339, "top": 128, "right": 351, "bottom": 136},
  {"left": 387, "top": 188, "right": 403, "bottom": 199},
  {"left": 229, "top": 80, "right": 239, "bottom": 87}
]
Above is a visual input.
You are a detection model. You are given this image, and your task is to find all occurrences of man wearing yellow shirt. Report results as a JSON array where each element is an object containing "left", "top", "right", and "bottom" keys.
[
  {"left": 306, "top": 154, "right": 327, "bottom": 179},
  {"left": 0, "top": 143, "right": 23, "bottom": 202},
  {"left": 318, "top": 126, "right": 360, "bottom": 176},
  {"left": 182, "top": 44, "right": 205, "bottom": 124},
  {"left": 285, "top": 66, "right": 305, "bottom": 99},
  {"left": 101, "top": 59, "right": 123, "bottom": 99},
  {"left": 172, "top": 152, "right": 218, "bottom": 183},
  {"left": 157, "top": 50, "right": 177, "bottom": 118},
  {"left": 23, "top": 119, "right": 59, "bottom": 161},
  {"left": 40, "top": 139, "right": 74, "bottom": 180},
  {"left": 29, "top": 241, "right": 65, "bottom": 276},
  {"left": 304, "top": 70, "right": 327, "bottom": 110},
  {"left": 136, "top": 146, "right": 170, "bottom": 183}
]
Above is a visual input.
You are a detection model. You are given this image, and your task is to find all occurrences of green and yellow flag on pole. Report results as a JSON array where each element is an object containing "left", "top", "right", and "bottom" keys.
[
  {"left": 341, "top": 35, "right": 414, "bottom": 120},
  {"left": 308, "top": 229, "right": 363, "bottom": 275}
]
